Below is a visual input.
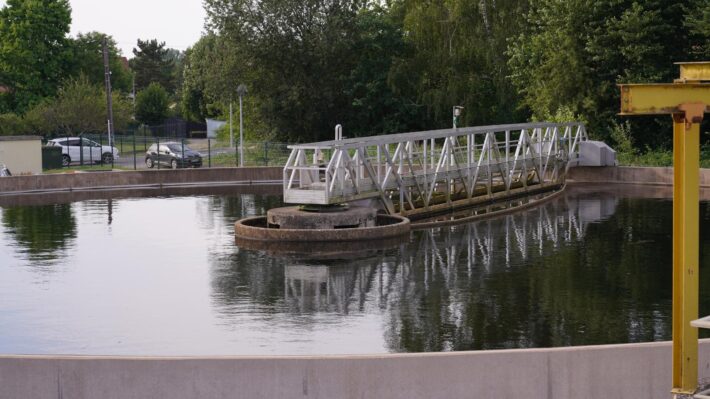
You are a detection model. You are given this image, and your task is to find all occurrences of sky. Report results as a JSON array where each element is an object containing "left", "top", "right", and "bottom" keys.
[{"left": 0, "top": 0, "right": 207, "bottom": 58}]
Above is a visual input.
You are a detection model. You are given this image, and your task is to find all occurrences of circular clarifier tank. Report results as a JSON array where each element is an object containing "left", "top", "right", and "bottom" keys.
[{"left": 235, "top": 206, "right": 410, "bottom": 242}]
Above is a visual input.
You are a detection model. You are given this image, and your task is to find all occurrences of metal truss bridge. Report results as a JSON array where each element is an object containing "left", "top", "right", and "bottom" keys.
[{"left": 283, "top": 122, "right": 588, "bottom": 215}]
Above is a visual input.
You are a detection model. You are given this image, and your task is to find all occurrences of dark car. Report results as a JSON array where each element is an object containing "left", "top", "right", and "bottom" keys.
[{"left": 145, "top": 143, "right": 203, "bottom": 169}]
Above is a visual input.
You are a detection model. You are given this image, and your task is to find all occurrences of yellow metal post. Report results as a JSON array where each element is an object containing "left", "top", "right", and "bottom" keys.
[
  {"left": 671, "top": 114, "right": 700, "bottom": 394},
  {"left": 619, "top": 61, "right": 709, "bottom": 396}
]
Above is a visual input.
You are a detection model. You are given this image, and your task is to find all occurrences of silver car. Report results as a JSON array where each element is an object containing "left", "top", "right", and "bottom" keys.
[{"left": 48, "top": 137, "right": 120, "bottom": 166}]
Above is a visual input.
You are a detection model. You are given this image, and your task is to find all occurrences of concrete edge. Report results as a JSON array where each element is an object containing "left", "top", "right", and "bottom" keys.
[{"left": 3, "top": 338, "right": 707, "bottom": 361}]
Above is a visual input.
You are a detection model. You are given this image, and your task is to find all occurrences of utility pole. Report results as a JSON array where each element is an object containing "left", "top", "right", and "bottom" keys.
[
  {"left": 102, "top": 37, "right": 115, "bottom": 147},
  {"left": 237, "top": 84, "right": 247, "bottom": 167}
]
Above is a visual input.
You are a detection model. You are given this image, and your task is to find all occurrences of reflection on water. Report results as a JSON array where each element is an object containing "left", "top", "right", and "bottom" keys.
[
  {"left": 0, "top": 186, "right": 708, "bottom": 355},
  {"left": 1, "top": 204, "right": 76, "bottom": 266}
]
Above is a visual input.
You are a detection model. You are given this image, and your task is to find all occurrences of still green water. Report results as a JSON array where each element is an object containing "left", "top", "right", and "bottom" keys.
[{"left": 0, "top": 185, "right": 708, "bottom": 355}]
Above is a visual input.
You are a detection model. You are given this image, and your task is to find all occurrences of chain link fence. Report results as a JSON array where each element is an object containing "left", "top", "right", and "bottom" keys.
[{"left": 42, "top": 131, "right": 291, "bottom": 172}]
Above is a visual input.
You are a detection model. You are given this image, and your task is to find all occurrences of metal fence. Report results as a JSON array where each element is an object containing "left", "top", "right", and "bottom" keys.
[{"left": 44, "top": 132, "right": 290, "bottom": 171}]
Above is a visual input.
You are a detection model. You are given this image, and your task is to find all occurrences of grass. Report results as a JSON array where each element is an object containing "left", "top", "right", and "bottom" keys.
[
  {"left": 616, "top": 146, "right": 710, "bottom": 168},
  {"left": 43, "top": 165, "right": 131, "bottom": 174}
]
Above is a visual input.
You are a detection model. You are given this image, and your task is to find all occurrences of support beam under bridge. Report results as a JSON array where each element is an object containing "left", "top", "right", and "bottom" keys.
[{"left": 283, "top": 122, "right": 588, "bottom": 216}]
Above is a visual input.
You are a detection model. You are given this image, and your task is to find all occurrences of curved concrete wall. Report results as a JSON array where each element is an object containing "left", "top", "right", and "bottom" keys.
[
  {"left": 2, "top": 340, "right": 710, "bottom": 399},
  {"left": 2, "top": 166, "right": 708, "bottom": 399},
  {"left": 0, "top": 167, "right": 283, "bottom": 194},
  {"left": 568, "top": 166, "right": 710, "bottom": 187}
]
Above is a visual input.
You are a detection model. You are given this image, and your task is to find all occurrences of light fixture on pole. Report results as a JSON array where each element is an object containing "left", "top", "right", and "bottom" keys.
[
  {"left": 453, "top": 106, "right": 464, "bottom": 129},
  {"left": 236, "top": 84, "right": 248, "bottom": 167}
]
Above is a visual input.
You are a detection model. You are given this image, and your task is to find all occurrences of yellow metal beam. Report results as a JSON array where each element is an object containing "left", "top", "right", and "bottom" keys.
[
  {"left": 676, "top": 62, "right": 710, "bottom": 82},
  {"left": 671, "top": 116, "right": 700, "bottom": 395},
  {"left": 619, "top": 62, "right": 708, "bottom": 395},
  {"left": 619, "top": 83, "right": 710, "bottom": 115}
]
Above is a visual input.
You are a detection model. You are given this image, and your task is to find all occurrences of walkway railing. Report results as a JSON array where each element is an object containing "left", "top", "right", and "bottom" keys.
[{"left": 283, "top": 122, "right": 588, "bottom": 214}]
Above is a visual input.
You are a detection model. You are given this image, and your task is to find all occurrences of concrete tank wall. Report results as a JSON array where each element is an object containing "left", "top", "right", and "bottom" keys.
[
  {"left": 0, "top": 166, "right": 283, "bottom": 194},
  {"left": 568, "top": 166, "right": 710, "bottom": 187},
  {"left": 2, "top": 340, "right": 710, "bottom": 399}
]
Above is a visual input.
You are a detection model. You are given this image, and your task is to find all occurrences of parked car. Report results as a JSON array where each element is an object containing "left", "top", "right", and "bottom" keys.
[
  {"left": 145, "top": 142, "right": 203, "bottom": 169},
  {"left": 47, "top": 137, "right": 120, "bottom": 166}
]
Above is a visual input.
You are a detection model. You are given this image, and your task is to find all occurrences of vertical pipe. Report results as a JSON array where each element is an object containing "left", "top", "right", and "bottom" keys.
[
  {"left": 132, "top": 132, "right": 136, "bottom": 170},
  {"left": 239, "top": 95, "right": 244, "bottom": 167},
  {"left": 672, "top": 114, "right": 700, "bottom": 394},
  {"left": 157, "top": 136, "right": 160, "bottom": 170}
]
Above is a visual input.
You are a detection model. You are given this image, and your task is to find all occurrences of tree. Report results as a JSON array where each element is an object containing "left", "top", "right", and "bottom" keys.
[
  {"left": 135, "top": 82, "right": 169, "bottom": 125},
  {"left": 390, "top": 0, "right": 529, "bottom": 129},
  {"left": 23, "top": 75, "right": 132, "bottom": 136},
  {"left": 130, "top": 39, "right": 176, "bottom": 93},
  {"left": 0, "top": 0, "right": 73, "bottom": 113},
  {"left": 0, "top": 113, "right": 28, "bottom": 136},
  {"left": 204, "top": 0, "right": 365, "bottom": 142},
  {"left": 70, "top": 32, "right": 133, "bottom": 93},
  {"left": 181, "top": 33, "right": 242, "bottom": 122},
  {"left": 507, "top": 0, "right": 697, "bottom": 148},
  {"left": 343, "top": 6, "right": 425, "bottom": 136}
]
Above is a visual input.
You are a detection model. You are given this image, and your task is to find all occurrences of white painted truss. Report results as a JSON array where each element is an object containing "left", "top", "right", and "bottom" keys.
[{"left": 283, "top": 122, "right": 588, "bottom": 214}]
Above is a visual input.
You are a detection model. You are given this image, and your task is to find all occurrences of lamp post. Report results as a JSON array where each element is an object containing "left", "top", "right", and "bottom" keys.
[
  {"left": 237, "top": 84, "right": 248, "bottom": 167},
  {"left": 453, "top": 106, "right": 464, "bottom": 129}
]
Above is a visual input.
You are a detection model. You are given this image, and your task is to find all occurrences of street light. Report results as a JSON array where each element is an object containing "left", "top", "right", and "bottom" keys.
[
  {"left": 237, "top": 84, "right": 248, "bottom": 167},
  {"left": 453, "top": 106, "right": 464, "bottom": 129}
]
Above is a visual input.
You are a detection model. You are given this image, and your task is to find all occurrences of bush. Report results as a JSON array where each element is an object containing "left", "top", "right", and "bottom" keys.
[
  {"left": 0, "top": 113, "right": 28, "bottom": 135},
  {"left": 135, "top": 83, "right": 169, "bottom": 125}
]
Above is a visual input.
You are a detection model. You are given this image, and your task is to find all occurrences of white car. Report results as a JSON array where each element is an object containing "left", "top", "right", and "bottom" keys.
[{"left": 48, "top": 137, "right": 120, "bottom": 166}]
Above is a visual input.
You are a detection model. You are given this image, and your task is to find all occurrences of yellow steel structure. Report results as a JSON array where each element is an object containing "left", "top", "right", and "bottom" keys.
[
  {"left": 619, "top": 61, "right": 710, "bottom": 396},
  {"left": 678, "top": 62, "right": 710, "bottom": 83}
]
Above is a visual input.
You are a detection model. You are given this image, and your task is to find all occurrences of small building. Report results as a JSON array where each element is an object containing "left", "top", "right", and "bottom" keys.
[{"left": 0, "top": 136, "right": 42, "bottom": 175}]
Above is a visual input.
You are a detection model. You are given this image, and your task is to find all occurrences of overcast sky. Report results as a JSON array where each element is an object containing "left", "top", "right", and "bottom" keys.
[{"left": 0, "top": 0, "right": 207, "bottom": 57}]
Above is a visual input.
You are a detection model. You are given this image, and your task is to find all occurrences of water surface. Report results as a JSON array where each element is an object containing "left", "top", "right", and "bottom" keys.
[{"left": 0, "top": 185, "right": 708, "bottom": 355}]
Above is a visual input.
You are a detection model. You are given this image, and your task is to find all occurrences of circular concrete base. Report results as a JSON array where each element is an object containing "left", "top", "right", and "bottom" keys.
[
  {"left": 235, "top": 214, "right": 410, "bottom": 243},
  {"left": 267, "top": 206, "right": 377, "bottom": 229}
]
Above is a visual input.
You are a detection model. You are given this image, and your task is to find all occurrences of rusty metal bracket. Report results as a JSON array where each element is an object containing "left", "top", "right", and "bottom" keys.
[{"left": 678, "top": 103, "right": 706, "bottom": 129}]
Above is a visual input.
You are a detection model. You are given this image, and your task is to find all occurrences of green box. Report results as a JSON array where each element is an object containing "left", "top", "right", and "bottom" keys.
[{"left": 42, "top": 146, "right": 63, "bottom": 169}]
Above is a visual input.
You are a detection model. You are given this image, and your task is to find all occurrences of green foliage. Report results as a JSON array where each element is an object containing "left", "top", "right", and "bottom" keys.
[
  {"left": 181, "top": 34, "right": 242, "bottom": 121},
  {"left": 343, "top": 6, "right": 425, "bottom": 136},
  {"left": 70, "top": 32, "right": 133, "bottom": 93},
  {"left": 0, "top": 0, "right": 73, "bottom": 113},
  {"left": 0, "top": 113, "right": 28, "bottom": 135},
  {"left": 204, "top": 0, "right": 366, "bottom": 142},
  {"left": 391, "top": 0, "right": 528, "bottom": 128},
  {"left": 135, "top": 83, "right": 169, "bottom": 125},
  {"left": 685, "top": 0, "right": 710, "bottom": 59},
  {"left": 507, "top": 0, "right": 697, "bottom": 148},
  {"left": 22, "top": 76, "right": 132, "bottom": 136},
  {"left": 130, "top": 39, "right": 177, "bottom": 93}
]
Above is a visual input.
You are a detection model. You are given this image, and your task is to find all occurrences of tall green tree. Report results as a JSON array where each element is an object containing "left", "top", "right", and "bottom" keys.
[
  {"left": 70, "top": 32, "right": 133, "bottom": 93},
  {"left": 507, "top": 0, "right": 699, "bottom": 148},
  {"left": 181, "top": 33, "right": 242, "bottom": 122},
  {"left": 343, "top": 6, "right": 425, "bottom": 136},
  {"left": 0, "top": 0, "right": 73, "bottom": 113},
  {"left": 130, "top": 39, "right": 176, "bottom": 93},
  {"left": 390, "top": 0, "right": 529, "bottom": 128},
  {"left": 135, "top": 82, "right": 169, "bottom": 125},
  {"left": 205, "top": 0, "right": 365, "bottom": 142}
]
